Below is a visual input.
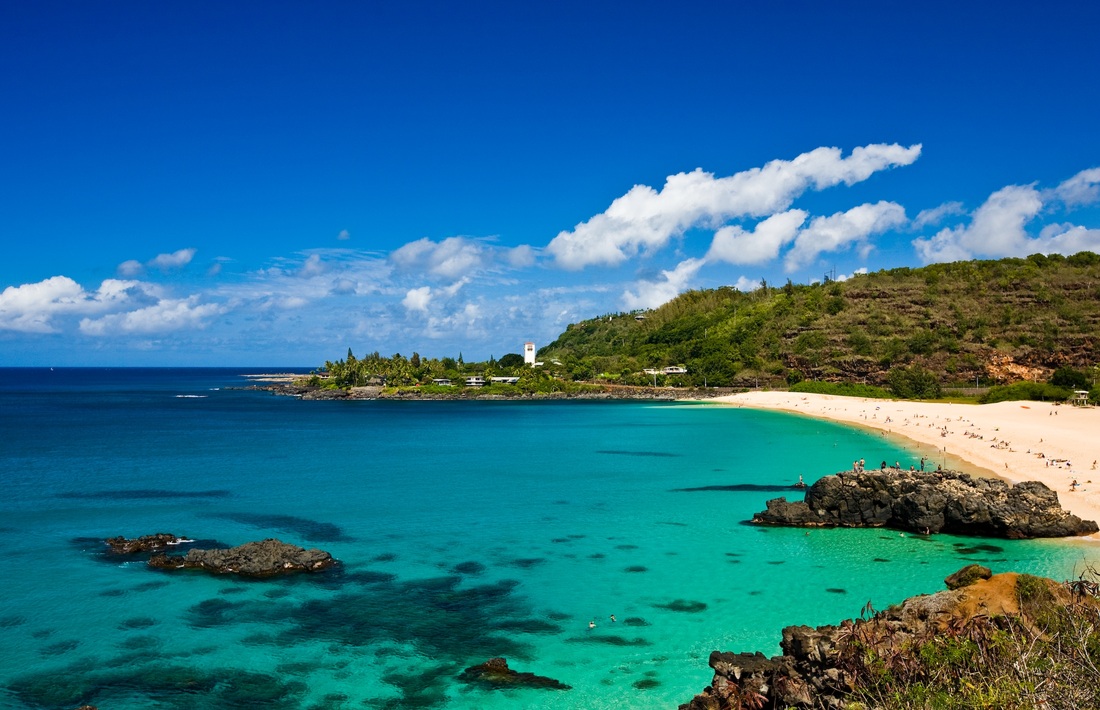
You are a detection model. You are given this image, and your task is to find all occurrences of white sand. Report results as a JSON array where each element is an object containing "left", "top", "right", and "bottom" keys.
[{"left": 705, "top": 391, "right": 1100, "bottom": 537}]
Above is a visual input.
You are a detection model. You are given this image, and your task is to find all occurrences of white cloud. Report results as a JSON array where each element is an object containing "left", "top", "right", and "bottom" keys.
[
  {"left": 402, "top": 286, "right": 432, "bottom": 312},
  {"left": 546, "top": 143, "right": 921, "bottom": 269},
  {"left": 0, "top": 276, "right": 155, "bottom": 333},
  {"left": 1051, "top": 167, "right": 1100, "bottom": 208},
  {"left": 391, "top": 237, "right": 486, "bottom": 279},
  {"left": 506, "top": 244, "right": 537, "bottom": 268},
  {"left": 1034, "top": 223, "right": 1100, "bottom": 254},
  {"left": 337, "top": 229, "right": 351, "bottom": 241},
  {"left": 733, "top": 276, "right": 762, "bottom": 292},
  {"left": 785, "top": 202, "right": 908, "bottom": 271},
  {"left": 79, "top": 296, "right": 224, "bottom": 335},
  {"left": 299, "top": 253, "right": 326, "bottom": 277},
  {"left": 117, "top": 259, "right": 144, "bottom": 277},
  {"left": 836, "top": 267, "right": 869, "bottom": 282},
  {"left": 706, "top": 209, "right": 807, "bottom": 265},
  {"left": 911, "top": 202, "right": 965, "bottom": 230},
  {"left": 622, "top": 258, "right": 704, "bottom": 310},
  {"left": 913, "top": 184, "right": 1043, "bottom": 263},
  {"left": 149, "top": 248, "right": 196, "bottom": 269}
]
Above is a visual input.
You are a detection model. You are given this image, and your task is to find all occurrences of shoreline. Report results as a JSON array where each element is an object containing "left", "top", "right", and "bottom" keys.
[{"left": 702, "top": 391, "right": 1100, "bottom": 541}]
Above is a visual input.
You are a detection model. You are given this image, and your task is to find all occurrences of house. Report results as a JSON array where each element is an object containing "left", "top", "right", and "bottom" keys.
[
  {"left": 662, "top": 366, "right": 687, "bottom": 375},
  {"left": 490, "top": 377, "right": 519, "bottom": 385},
  {"left": 431, "top": 378, "right": 452, "bottom": 386},
  {"left": 465, "top": 376, "right": 486, "bottom": 387}
]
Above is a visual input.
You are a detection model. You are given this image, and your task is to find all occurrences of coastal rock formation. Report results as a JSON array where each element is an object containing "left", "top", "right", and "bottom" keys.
[
  {"left": 679, "top": 568, "right": 1099, "bottom": 709},
  {"left": 148, "top": 538, "right": 336, "bottom": 577},
  {"left": 752, "top": 469, "right": 1098, "bottom": 538},
  {"left": 105, "top": 533, "right": 186, "bottom": 554},
  {"left": 457, "top": 657, "right": 571, "bottom": 691}
]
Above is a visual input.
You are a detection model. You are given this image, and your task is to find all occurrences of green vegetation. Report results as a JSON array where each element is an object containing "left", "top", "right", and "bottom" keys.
[
  {"left": 980, "top": 382, "right": 1073, "bottom": 404},
  {"left": 305, "top": 348, "right": 605, "bottom": 395},
  {"left": 538, "top": 253, "right": 1100, "bottom": 398},
  {"left": 840, "top": 576, "right": 1100, "bottom": 710}
]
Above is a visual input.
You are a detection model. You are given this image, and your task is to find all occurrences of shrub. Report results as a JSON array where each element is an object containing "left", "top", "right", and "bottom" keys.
[
  {"left": 888, "top": 365, "right": 942, "bottom": 400},
  {"left": 980, "top": 382, "right": 1072, "bottom": 404}
]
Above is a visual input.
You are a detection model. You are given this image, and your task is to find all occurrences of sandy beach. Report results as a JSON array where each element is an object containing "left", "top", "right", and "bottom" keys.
[{"left": 707, "top": 391, "right": 1100, "bottom": 537}]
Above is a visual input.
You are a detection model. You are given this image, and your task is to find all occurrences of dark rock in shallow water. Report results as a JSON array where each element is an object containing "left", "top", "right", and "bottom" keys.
[
  {"left": 751, "top": 469, "right": 1099, "bottom": 538},
  {"left": 106, "top": 533, "right": 187, "bottom": 554},
  {"left": 457, "top": 657, "right": 571, "bottom": 690},
  {"left": 148, "top": 538, "right": 337, "bottom": 578}
]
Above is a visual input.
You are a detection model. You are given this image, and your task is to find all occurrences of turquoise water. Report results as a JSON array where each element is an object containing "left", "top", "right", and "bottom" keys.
[{"left": 1, "top": 368, "right": 1096, "bottom": 709}]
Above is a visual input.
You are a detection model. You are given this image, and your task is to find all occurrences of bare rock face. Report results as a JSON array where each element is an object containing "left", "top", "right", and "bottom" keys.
[
  {"left": 751, "top": 469, "right": 1098, "bottom": 538},
  {"left": 148, "top": 538, "right": 337, "bottom": 577},
  {"left": 105, "top": 533, "right": 186, "bottom": 554},
  {"left": 457, "top": 657, "right": 571, "bottom": 691},
  {"left": 945, "top": 563, "right": 993, "bottom": 590}
]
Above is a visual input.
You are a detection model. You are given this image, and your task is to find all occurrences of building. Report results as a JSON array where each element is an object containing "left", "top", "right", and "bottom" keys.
[
  {"left": 524, "top": 341, "right": 536, "bottom": 366},
  {"left": 431, "top": 378, "right": 452, "bottom": 386},
  {"left": 465, "top": 376, "right": 486, "bottom": 387},
  {"left": 490, "top": 376, "right": 519, "bottom": 385}
]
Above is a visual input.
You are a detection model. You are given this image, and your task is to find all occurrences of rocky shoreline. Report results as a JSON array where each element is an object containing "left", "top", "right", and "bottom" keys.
[
  {"left": 678, "top": 565, "right": 1100, "bottom": 709},
  {"left": 751, "top": 468, "right": 1099, "bottom": 538}
]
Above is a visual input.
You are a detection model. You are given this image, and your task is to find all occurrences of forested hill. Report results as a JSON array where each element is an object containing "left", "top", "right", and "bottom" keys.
[{"left": 538, "top": 252, "right": 1100, "bottom": 389}]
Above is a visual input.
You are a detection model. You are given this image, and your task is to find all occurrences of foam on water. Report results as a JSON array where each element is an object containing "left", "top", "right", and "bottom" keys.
[{"left": 0, "top": 368, "right": 1096, "bottom": 709}]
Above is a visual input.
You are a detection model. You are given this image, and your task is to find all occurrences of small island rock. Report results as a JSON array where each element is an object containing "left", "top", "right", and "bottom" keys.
[
  {"left": 148, "top": 538, "right": 336, "bottom": 577},
  {"left": 105, "top": 533, "right": 186, "bottom": 554},
  {"left": 751, "top": 469, "right": 1098, "bottom": 538}
]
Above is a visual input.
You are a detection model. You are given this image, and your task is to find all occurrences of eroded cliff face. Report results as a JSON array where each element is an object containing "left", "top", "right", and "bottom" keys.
[
  {"left": 752, "top": 469, "right": 1099, "bottom": 538},
  {"left": 680, "top": 568, "right": 1100, "bottom": 710}
]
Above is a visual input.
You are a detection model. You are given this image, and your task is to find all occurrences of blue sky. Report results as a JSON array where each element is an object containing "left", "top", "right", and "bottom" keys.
[{"left": 2, "top": 1, "right": 1099, "bottom": 366}]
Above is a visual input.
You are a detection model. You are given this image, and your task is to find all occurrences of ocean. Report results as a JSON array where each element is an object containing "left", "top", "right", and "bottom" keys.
[{"left": 0, "top": 368, "right": 1095, "bottom": 709}]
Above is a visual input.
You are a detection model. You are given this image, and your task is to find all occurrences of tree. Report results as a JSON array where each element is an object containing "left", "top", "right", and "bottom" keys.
[
  {"left": 1050, "top": 368, "right": 1090, "bottom": 390},
  {"left": 498, "top": 353, "right": 525, "bottom": 368}
]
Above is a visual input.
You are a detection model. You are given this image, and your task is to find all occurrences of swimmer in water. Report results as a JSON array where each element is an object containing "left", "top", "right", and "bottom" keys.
[{"left": 588, "top": 620, "right": 596, "bottom": 629}]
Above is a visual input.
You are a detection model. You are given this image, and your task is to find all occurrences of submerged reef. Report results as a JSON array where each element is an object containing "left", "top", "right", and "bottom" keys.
[
  {"left": 148, "top": 538, "right": 337, "bottom": 577},
  {"left": 457, "top": 657, "right": 571, "bottom": 691},
  {"left": 752, "top": 469, "right": 1098, "bottom": 538}
]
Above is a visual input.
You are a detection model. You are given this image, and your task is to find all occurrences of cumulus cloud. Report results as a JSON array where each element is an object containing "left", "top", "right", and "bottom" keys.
[
  {"left": 733, "top": 276, "right": 762, "bottom": 292},
  {"left": 622, "top": 258, "right": 704, "bottom": 310},
  {"left": 546, "top": 143, "right": 921, "bottom": 269},
  {"left": 836, "top": 267, "right": 869, "bottom": 282},
  {"left": 913, "top": 184, "right": 1043, "bottom": 263},
  {"left": 391, "top": 237, "right": 486, "bottom": 279},
  {"left": 0, "top": 276, "right": 155, "bottom": 333},
  {"left": 402, "top": 286, "right": 432, "bottom": 312},
  {"left": 1051, "top": 167, "right": 1100, "bottom": 208},
  {"left": 506, "top": 245, "right": 537, "bottom": 268},
  {"left": 299, "top": 253, "right": 326, "bottom": 277},
  {"left": 337, "top": 229, "right": 351, "bottom": 241},
  {"left": 706, "top": 210, "right": 808, "bottom": 265},
  {"left": 79, "top": 296, "right": 224, "bottom": 335},
  {"left": 150, "top": 248, "right": 196, "bottom": 269},
  {"left": 117, "top": 259, "right": 144, "bottom": 277},
  {"left": 785, "top": 201, "right": 908, "bottom": 271}
]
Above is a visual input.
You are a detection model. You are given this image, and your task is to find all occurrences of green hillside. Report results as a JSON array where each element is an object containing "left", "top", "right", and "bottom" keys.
[{"left": 539, "top": 252, "right": 1100, "bottom": 391}]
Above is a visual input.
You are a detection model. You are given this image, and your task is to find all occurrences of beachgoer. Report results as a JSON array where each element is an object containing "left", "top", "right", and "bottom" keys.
[
  {"left": 589, "top": 620, "right": 596, "bottom": 629},
  {"left": 609, "top": 615, "right": 616, "bottom": 622},
  {"left": 920, "top": 457, "right": 925, "bottom": 471}
]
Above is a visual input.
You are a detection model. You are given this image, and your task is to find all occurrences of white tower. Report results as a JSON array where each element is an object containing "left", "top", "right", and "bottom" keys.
[{"left": 524, "top": 342, "right": 536, "bottom": 366}]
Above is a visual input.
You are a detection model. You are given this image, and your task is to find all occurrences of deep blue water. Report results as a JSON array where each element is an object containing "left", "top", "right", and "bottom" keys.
[{"left": 0, "top": 368, "right": 1096, "bottom": 709}]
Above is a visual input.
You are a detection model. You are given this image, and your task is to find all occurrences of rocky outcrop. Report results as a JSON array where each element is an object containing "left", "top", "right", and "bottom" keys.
[
  {"left": 752, "top": 469, "right": 1098, "bottom": 538},
  {"left": 457, "top": 657, "right": 571, "bottom": 691},
  {"left": 679, "top": 568, "right": 1086, "bottom": 709},
  {"left": 148, "top": 538, "right": 336, "bottom": 577},
  {"left": 105, "top": 533, "right": 186, "bottom": 554}
]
